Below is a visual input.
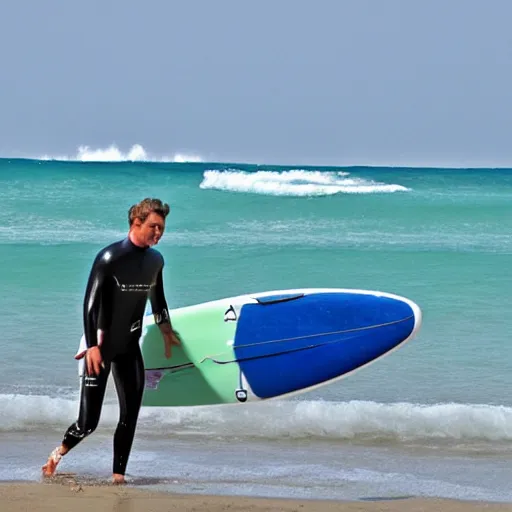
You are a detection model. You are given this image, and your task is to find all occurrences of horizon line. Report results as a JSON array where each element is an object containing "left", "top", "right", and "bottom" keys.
[{"left": 2, "top": 154, "right": 512, "bottom": 171}]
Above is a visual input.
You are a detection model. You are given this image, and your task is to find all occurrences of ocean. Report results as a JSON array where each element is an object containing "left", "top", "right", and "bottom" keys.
[{"left": 1, "top": 150, "right": 511, "bottom": 502}]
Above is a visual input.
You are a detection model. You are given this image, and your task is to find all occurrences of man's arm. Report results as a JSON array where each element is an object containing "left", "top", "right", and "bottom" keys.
[
  {"left": 83, "top": 254, "right": 109, "bottom": 349},
  {"left": 75, "top": 253, "right": 110, "bottom": 375},
  {"left": 149, "top": 267, "right": 171, "bottom": 327},
  {"left": 150, "top": 266, "right": 180, "bottom": 357}
]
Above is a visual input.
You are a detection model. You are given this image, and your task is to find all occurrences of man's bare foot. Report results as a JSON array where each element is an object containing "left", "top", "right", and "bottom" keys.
[
  {"left": 112, "top": 474, "right": 126, "bottom": 485},
  {"left": 42, "top": 447, "right": 63, "bottom": 477}
]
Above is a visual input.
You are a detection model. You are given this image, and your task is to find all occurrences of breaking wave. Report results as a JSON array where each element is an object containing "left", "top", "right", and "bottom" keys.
[
  {"left": 200, "top": 169, "right": 410, "bottom": 196},
  {"left": 39, "top": 144, "right": 203, "bottom": 163},
  {"left": 2, "top": 394, "right": 511, "bottom": 449}
]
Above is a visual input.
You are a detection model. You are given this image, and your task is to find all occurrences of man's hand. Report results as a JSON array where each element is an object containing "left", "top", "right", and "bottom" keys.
[
  {"left": 85, "top": 346, "right": 103, "bottom": 376},
  {"left": 159, "top": 323, "right": 181, "bottom": 359}
]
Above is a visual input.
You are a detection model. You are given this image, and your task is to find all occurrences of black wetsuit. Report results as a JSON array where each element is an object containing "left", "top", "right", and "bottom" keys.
[{"left": 62, "top": 237, "right": 170, "bottom": 475}]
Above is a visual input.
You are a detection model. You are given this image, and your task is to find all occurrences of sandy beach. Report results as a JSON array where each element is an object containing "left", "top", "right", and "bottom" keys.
[{"left": 1, "top": 479, "right": 511, "bottom": 512}]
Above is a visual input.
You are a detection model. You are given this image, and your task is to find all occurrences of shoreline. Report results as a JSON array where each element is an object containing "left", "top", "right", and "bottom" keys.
[{"left": 1, "top": 479, "right": 511, "bottom": 512}]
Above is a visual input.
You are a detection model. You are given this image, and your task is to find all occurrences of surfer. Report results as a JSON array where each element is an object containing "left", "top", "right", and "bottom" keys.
[{"left": 42, "top": 198, "right": 180, "bottom": 484}]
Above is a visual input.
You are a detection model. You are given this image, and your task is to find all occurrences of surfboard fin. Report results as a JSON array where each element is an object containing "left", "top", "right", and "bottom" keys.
[{"left": 235, "top": 388, "right": 248, "bottom": 402}]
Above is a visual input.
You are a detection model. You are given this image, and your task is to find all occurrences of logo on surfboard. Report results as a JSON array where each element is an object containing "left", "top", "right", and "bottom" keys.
[{"left": 224, "top": 305, "right": 237, "bottom": 322}]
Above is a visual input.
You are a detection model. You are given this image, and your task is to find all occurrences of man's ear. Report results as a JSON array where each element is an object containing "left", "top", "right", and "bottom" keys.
[{"left": 132, "top": 218, "right": 142, "bottom": 228}]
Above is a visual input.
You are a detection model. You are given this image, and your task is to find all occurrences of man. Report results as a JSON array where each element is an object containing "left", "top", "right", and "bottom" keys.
[{"left": 42, "top": 198, "right": 180, "bottom": 484}]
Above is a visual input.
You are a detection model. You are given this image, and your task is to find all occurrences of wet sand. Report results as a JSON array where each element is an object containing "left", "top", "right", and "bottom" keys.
[{"left": 1, "top": 477, "right": 511, "bottom": 512}]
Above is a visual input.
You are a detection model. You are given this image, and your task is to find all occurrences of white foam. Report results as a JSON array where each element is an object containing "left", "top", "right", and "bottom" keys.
[
  {"left": 2, "top": 394, "right": 511, "bottom": 445},
  {"left": 39, "top": 144, "right": 203, "bottom": 163},
  {"left": 199, "top": 169, "right": 409, "bottom": 196},
  {"left": 139, "top": 400, "right": 512, "bottom": 444}
]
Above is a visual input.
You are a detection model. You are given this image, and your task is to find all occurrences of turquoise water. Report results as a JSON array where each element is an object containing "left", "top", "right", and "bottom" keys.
[{"left": 1, "top": 157, "right": 511, "bottom": 501}]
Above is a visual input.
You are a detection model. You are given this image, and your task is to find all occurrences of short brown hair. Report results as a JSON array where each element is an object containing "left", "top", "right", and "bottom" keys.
[{"left": 128, "top": 198, "right": 170, "bottom": 226}]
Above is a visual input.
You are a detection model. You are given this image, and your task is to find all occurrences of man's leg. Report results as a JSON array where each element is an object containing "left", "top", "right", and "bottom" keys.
[
  {"left": 110, "top": 348, "right": 145, "bottom": 483},
  {"left": 42, "top": 362, "right": 110, "bottom": 476}
]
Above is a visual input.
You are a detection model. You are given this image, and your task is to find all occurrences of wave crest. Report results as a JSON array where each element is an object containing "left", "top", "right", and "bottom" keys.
[
  {"left": 200, "top": 169, "right": 409, "bottom": 196},
  {"left": 2, "top": 394, "right": 511, "bottom": 448},
  {"left": 40, "top": 144, "right": 203, "bottom": 163}
]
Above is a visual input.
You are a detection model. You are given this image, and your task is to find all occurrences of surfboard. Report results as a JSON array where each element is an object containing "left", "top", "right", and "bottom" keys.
[{"left": 139, "top": 288, "right": 422, "bottom": 407}]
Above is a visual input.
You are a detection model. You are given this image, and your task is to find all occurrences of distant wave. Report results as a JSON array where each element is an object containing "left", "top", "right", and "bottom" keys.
[
  {"left": 1, "top": 394, "right": 511, "bottom": 449},
  {"left": 1, "top": 219, "right": 511, "bottom": 254},
  {"left": 200, "top": 169, "right": 410, "bottom": 196},
  {"left": 39, "top": 143, "right": 203, "bottom": 163}
]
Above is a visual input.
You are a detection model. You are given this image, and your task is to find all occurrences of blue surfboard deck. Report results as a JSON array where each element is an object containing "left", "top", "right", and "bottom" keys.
[{"left": 232, "top": 292, "right": 416, "bottom": 399}]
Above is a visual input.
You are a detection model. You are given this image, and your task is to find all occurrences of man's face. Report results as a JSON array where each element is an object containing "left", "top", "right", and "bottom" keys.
[{"left": 134, "top": 212, "right": 166, "bottom": 247}]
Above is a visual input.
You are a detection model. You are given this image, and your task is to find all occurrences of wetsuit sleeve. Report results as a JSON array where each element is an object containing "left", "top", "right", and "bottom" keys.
[
  {"left": 83, "top": 254, "right": 110, "bottom": 348},
  {"left": 150, "top": 267, "right": 170, "bottom": 325}
]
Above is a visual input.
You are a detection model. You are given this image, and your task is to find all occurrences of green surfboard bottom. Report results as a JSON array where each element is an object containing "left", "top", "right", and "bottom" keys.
[{"left": 141, "top": 302, "right": 241, "bottom": 407}]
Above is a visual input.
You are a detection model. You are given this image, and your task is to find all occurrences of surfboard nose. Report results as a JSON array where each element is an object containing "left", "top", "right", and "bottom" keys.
[
  {"left": 233, "top": 291, "right": 421, "bottom": 400},
  {"left": 405, "top": 295, "right": 422, "bottom": 339}
]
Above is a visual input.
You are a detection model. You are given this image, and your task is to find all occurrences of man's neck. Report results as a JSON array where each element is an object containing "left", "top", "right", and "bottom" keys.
[{"left": 128, "top": 231, "right": 147, "bottom": 248}]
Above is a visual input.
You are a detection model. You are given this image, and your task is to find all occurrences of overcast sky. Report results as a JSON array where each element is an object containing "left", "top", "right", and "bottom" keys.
[{"left": 1, "top": 0, "right": 512, "bottom": 166}]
